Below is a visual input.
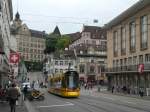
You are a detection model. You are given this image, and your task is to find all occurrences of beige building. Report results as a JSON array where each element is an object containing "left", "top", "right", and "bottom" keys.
[
  {"left": 105, "top": 0, "right": 150, "bottom": 94},
  {"left": 0, "top": 0, "right": 13, "bottom": 86},
  {"left": 69, "top": 25, "right": 107, "bottom": 84},
  {"left": 11, "top": 12, "right": 46, "bottom": 63}
]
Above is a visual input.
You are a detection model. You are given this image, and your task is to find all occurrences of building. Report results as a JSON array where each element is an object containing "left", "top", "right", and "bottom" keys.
[
  {"left": 0, "top": 0, "right": 13, "bottom": 87},
  {"left": 105, "top": 0, "right": 150, "bottom": 94},
  {"left": 45, "top": 50, "right": 77, "bottom": 76},
  {"left": 69, "top": 25, "right": 107, "bottom": 83},
  {"left": 11, "top": 12, "right": 46, "bottom": 70}
]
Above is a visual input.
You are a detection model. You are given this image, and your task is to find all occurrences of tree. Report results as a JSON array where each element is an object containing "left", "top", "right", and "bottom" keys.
[
  {"left": 44, "top": 34, "right": 71, "bottom": 54},
  {"left": 44, "top": 34, "right": 58, "bottom": 54},
  {"left": 56, "top": 35, "right": 71, "bottom": 51}
]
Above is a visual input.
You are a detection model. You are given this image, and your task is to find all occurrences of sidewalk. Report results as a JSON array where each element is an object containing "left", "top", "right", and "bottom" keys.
[
  {"left": 0, "top": 102, "right": 28, "bottom": 112},
  {"left": 93, "top": 87, "right": 150, "bottom": 101},
  {"left": 0, "top": 94, "right": 28, "bottom": 112}
]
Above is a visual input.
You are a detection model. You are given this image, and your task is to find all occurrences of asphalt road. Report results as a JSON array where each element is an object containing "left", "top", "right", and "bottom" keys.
[{"left": 25, "top": 72, "right": 150, "bottom": 112}]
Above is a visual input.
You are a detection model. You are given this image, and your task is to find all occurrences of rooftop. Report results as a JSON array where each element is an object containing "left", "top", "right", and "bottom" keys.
[{"left": 105, "top": 0, "right": 150, "bottom": 29}]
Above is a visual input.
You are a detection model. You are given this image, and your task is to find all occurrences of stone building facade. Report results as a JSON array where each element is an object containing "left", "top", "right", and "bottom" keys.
[
  {"left": 11, "top": 13, "right": 46, "bottom": 63},
  {"left": 0, "top": 0, "right": 13, "bottom": 86},
  {"left": 69, "top": 25, "right": 107, "bottom": 83},
  {"left": 105, "top": 0, "right": 150, "bottom": 95}
]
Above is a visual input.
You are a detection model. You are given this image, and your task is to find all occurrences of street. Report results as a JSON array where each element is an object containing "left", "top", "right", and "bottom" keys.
[
  {"left": 25, "top": 72, "right": 150, "bottom": 112},
  {"left": 25, "top": 88, "right": 150, "bottom": 112}
]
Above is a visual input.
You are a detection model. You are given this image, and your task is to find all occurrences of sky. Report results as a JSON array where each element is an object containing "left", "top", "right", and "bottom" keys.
[{"left": 12, "top": 0, "right": 139, "bottom": 34}]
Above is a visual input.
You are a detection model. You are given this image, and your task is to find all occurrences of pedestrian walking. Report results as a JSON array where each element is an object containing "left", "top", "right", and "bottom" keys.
[
  {"left": 139, "top": 88, "right": 144, "bottom": 97},
  {"left": 15, "top": 84, "right": 21, "bottom": 105},
  {"left": 112, "top": 86, "right": 114, "bottom": 93},
  {"left": 7, "top": 83, "right": 20, "bottom": 112},
  {"left": 23, "top": 85, "right": 28, "bottom": 101}
]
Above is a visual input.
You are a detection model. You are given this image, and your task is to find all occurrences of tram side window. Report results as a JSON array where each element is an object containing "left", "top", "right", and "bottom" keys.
[{"left": 61, "top": 77, "right": 66, "bottom": 88}]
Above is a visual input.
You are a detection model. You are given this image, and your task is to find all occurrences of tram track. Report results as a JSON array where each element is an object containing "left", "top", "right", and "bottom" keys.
[{"left": 66, "top": 95, "right": 150, "bottom": 112}]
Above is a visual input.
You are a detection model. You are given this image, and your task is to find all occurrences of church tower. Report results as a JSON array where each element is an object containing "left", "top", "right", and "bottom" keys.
[{"left": 13, "top": 12, "right": 22, "bottom": 28}]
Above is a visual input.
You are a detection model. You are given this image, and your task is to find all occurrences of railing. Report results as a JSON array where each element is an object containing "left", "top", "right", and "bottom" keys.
[{"left": 104, "top": 63, "right": 150, "bottom": 73}]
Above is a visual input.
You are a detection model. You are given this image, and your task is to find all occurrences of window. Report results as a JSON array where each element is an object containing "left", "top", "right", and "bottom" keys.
[
  {"left": 129, "top": 21, "right": 136, "bottom": 52},
  {"left": 113, "top": 60, "right": 116, "bottom": 67},
  {"left": 145, "top": 54, "right": 150, "bottom": 63},
  {"left": 140, "top": 15, "right": 148, "bottom": 49},
  {"left": 70, "top": 61, "right": 73, "bottom": 65},
  {"left": 90, "top": 66, "right": 95, "bottom": 73},
  {"left": 128, "top": 57, "right": 132, "bottom": 65},
  {"left": 120, "top": 59, "right": 123, "bottom": 67},
  {"left": 55, "top": 61, "right": 58, "bottom": 65},
  {"left": 124, "top": 58, "right": 127, "bottom": 66},
  {"left": 133, "top": 56, "right": 137, "bottom": 65},
  {"left": 55, "top": 69, "right": 58, "bottom": 73},
  {"left": 65, "top": 61, "right": 68, "bottom": 65},
  {"left": 121, "top": 27, "right": 126, "bottom": 55},
  {"left": 60, "top": 69, "right": 63, "bottom": 73},
  {"left": 60, "top": 61, "right": 63, "bottom": 65},
  {"left": 139, "top": 55, "right": 143, "bottom": 64},
  {"left": 97, "top": 66, "right": 101, "bottom": 73},
  {"left": 113, "top": 31, "right": 118, "bottom": 56},
  {"left": 92, "top": 40, "right": 96, "bottom": 45},
  {"left": 79, "top": 64, "right": 85, "bottom": 73},
  {"left": 116, "top": 60, "right": 119, "bottom": 67}
]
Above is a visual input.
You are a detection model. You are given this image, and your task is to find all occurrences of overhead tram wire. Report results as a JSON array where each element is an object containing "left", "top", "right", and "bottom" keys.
[
  {"left": 22, "top": 19, "right": 85, "bottom": 25},
  {"left": 22, "top": 13, "right": 91, "bottom": 21}
]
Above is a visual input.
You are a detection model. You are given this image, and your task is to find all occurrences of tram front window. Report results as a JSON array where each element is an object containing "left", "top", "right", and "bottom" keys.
[{"left": 66, "top": 72, "right": 79, "bottom": 89}]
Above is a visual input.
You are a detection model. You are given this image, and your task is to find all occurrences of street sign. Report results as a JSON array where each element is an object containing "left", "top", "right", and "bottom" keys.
[
  {"left": 9, "top": 53, "right": 20, "bottom": 63},
  {"left": 138, "top": 64, "right": 144, "bottom": 74}
]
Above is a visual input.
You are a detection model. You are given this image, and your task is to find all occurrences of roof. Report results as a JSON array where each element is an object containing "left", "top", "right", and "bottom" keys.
[
  {"left": 53, "top": 26, "right": 61, "bottom": 36},
  {"left": 65, "top": 32, "right": 81, "bottom": 42},
  {"left": 105, "top": 0, "right": 150, "bottom": 29},
  {"left": 82, "top": 25, "right": 106, "bottom": 39},
  {"left": 29, "top": 29, "right": 46, "bottom": 38}
]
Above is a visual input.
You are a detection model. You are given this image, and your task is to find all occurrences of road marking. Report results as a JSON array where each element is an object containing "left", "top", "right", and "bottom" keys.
[
  {"left": 103, "top": 96, "right": 115, "bottom": 100},
  {"left": 37, "top": 102, "right": 74, "bottom": 108}
]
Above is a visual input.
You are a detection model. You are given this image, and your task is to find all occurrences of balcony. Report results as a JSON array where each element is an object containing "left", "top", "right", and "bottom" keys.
[{"left": 104, "top": 63, "right": 150, "bottom": 74}]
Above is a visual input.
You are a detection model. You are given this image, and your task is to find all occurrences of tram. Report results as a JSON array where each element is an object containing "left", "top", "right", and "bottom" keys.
[{"left": 48, "top": 70, "right": 80, "bottom": 97}]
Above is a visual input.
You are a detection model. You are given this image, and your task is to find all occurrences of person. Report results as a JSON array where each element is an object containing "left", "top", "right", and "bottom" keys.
[
  {"left": 139, "top": 88, "right": 144, "bottom": 97},
  {"left": 0, "top": 85, "right": 4, "bottom": 100},
  {"left": 112, "top": 86, "right": 114, "bottom": 93},
  {"left": 23, "top": 85, "right": 28, "bottom": 101},
  {"left": 7, "top": 83, "right": 20, "bottom": 112},
  {"left": 15, "top": 85, "right": 21, "bottom": 105}
]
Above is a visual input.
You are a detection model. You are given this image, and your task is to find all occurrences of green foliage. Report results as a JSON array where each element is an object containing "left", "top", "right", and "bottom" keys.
[
  {"left": 44, "top": 34, "right": 71, "bottom": 54},
  {"left": 56, "top": 35, "right": 71, "bottom": 50}
]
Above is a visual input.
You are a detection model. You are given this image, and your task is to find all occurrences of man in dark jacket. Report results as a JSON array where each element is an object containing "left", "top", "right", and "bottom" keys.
[
  {"left": 7, "top": 83, "right": 20, "bottom": 112},
  {"left": 23, "top": 85, "right": 28, "bottom": 101}
]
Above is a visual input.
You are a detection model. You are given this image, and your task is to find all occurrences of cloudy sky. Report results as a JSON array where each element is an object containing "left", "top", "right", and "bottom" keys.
[{"left": 12, "top": 0, "right": 139, "bottom": 34}]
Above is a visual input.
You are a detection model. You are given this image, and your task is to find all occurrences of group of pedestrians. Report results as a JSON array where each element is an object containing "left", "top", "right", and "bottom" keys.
[
  {"left": 111, "top": 85, "right": 145, "bottom": 97},
  {"left": 84, "top": 82, "right": 93, "bottom": 90},
  {"left": 0, "top": 83, "right": 29, "bottom": 112}
]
